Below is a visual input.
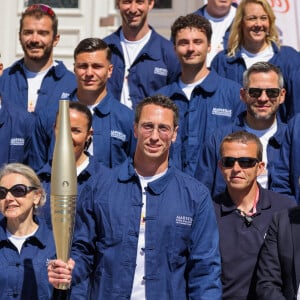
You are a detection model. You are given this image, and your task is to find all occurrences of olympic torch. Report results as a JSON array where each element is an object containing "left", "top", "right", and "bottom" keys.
[{"left": 51, "top": 100, "right": 77, "bottom": 290}]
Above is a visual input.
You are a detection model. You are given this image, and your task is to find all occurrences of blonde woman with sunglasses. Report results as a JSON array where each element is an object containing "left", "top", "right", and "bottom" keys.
[{"left": 0, "top": 163, "right": 56, "bottom": 299}]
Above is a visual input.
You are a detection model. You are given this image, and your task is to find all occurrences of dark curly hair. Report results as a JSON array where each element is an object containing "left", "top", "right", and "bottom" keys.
[{"left": 171, "top": 13, "right": 212, "bottom": 44}]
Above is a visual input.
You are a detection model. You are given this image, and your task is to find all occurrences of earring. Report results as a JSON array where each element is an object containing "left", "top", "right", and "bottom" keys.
[
  {"left": 34, "top": 204, "right": 39, "bottom": 209},
  {"left": 84, "top": 137, "right": 92, "bottom": 151}
]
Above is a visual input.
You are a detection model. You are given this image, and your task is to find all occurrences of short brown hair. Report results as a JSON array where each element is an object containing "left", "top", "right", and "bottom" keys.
[
  {"left": 135, "top": 95, "right": 179, "bottom": 128},
  {"left": 171, "top": 14, "right": 212, "bottom": 44},
  {"left": 220, "top": 131, "right": 263, "bottom": 161},
  {"left": 20, "top": 4, "right": 58, "bottom": 37}
]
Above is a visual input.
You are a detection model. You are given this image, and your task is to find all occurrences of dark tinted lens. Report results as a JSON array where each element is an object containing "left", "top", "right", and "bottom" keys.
[
  {"left": 221, "top": 157, "right": 236, "bottom": 168},
  {"left": 0, "top": 187, "right": 7, "bottom": 199},
  {"left": 248, "top": 88, "right": 262, "bottom": 98},
  {"left": 10, "top": 184, "right": 28, "bottom": 197},
  {"left": 0, "top": 184, "right": 33, "bottom": 199},
  {"left": 237, "top": 158, "right": 259, "bottom": 168},
  {"left": 265, "top": 88, "right": 280, "bottom": 98},
  {"left": 248, "top": 88, "right": 280, "bottom": 98},
  {"left": 221, "top": 157, "right": 258, "bottom": 168}
]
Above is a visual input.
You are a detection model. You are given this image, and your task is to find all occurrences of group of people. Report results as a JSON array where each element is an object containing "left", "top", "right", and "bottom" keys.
[{"left": 0, "top": 0, "right": 300, "bottom": 299}]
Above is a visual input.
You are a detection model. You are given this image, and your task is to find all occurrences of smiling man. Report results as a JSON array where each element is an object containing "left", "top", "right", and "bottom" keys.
[
  {"left": 157, "top": 13, "right": 244, "bottom": 176},
  {"left": 213, "top": 130, "right": 295, "bottom": 299},
  {"left": 0, "top": 4, "right": 76, "bottom": 172},
  {"left": 194, "top": 0, "right": 237, "bottom": 66},
  {"left": 48, "top": 95, "right": 222, "bottom": 299},
  {"left": 0, "top": 4, "right": 76, "bottom": 114},
  {"left": 31, "top": 38, "right": 136, "bottom": 170},
  {"left": 103, "top": 0, "right": 180, "bottom": 109}
]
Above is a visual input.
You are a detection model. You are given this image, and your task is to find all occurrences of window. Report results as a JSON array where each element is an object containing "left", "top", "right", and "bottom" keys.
[
  {"left": 26, "top": 0, "right": 79, "bottom": 8},
  {"left": 154, "top": 0, "right": 172, "bottom": 9}
]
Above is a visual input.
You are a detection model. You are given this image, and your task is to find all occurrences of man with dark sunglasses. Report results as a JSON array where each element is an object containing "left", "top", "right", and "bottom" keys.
[
  {"left": 213, "top": 130, "right": 295, "bottom": 299},
  {"left": 195, "top": 61, "right": 287, "bottom": 196}
]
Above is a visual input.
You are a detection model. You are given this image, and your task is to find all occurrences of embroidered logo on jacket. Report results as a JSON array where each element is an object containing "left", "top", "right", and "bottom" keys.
[
  {"left": 176, "top": 215, "right": 193, "bottom": 226},
  {"left": 10, "top": 138, "right": 25, "bottom": 146},
  {"left": 154, "top": 67, "right": 168, "bottom": 77},
  {"left": 211, "top": 108, "right": 232, "bottom": 117},
  {"left": 60, "top": 92, "right": 71, "bottom": 99},
  {"left": 111, "top": 130, "right": 126, "bottom": 142}
]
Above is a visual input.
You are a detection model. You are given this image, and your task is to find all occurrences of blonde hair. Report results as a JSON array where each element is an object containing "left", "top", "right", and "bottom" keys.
[
  {"left": 227, "top": 0, "right": 280, "bottom": 57},
  {"left": 0, "top": 163, "right": 46, "bottom": 214}
]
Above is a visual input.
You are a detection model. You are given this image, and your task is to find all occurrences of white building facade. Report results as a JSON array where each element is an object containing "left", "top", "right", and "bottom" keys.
[
  {"left": 0, "top": 1, "right": 298, "bottom": 71},
  {"left": 0, "top": 0, "right": 204, "bottom": 70}
]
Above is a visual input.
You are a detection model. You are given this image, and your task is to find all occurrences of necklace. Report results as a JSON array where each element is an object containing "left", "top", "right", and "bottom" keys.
[{"left": 236, "top": 189, "right": 260, "bottom": 226}]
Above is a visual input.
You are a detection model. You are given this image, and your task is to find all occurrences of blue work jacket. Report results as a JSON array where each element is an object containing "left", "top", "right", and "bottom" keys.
[
  {"left": 270, "top": 113, "right": 300, "bottom": 204},
  {"left": 82, "top": 91, "right": 136, "bottom": 168},
  {"left": 211, "top": 43, "right": 300, "bottom": 122},
  {"left": 70, "top": 159, "right": 222, "bottom": 299},
  {"left": 157, "top": 69, "right": 245, "bottom": 176},
  {"left": 0, "top": 59, "right": 76, "bottom": 115},
  {"left": 0, "top": 59, "right": 76, "bottom": 171},
  {"left": 213, "top": 185, "right": 295, "bottom": 299},
  {"left": 0, "top": 217, "right": 56, "bottom": 299},
  {"left": 30, "top": 91, "right": 136, "bottom": 170},
  {"left": 104, "top": 27, "right": 181, "bottom": 109},
  {"left": 193, "top": 3, "right": 238, "bottom": 51},
  {"left": 37, "top": 154, "right": 110, "bottom": 229},
  {"left": 0, "top": 101, "right": 35, "bottom": 166},
  {"left": 195, "top": 112, "right": 287, "bottom": 197}
]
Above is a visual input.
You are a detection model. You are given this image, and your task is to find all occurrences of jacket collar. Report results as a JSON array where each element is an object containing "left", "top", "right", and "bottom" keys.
[
  {"left": 69, "top": 89, "right": 114, "bottom": 116},
  {"left": 117, "top": 157, "right": 175, "bottom": 195},
  {"left": 107, "top": 26, "right": 162, "bottom": 61},
  {"left": 225, "top": 41, "right": 280, "bottom": 64},
  {"left": 167, "top": 68, "right": 221, "bottom": 99},
  {"left": 220, "top": 184, "right": 271, "bottom": 214},
  {"left": 235, "top": 111, "right": 286, "bottom": 148},
  {"left": 0, "top": 217, "right": 47, "bottom": 248},
  {"left": 8, "top": 58, "right": 68, "bottom": 79}
]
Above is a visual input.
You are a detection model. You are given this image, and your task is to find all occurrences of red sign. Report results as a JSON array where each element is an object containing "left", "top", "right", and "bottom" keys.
[{"left": 269, "top": 0, "right": 290, "bottom": 13}]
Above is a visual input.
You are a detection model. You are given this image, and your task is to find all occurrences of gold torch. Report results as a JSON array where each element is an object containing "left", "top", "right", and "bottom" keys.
[{"left": 51, "top": 100, "right": 77, "bottom": 290}]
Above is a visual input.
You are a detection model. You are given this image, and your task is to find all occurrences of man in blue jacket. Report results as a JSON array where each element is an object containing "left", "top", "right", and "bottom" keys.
[
  {"left": 103, "top": 0, "right": 180, "bottom": 109},
  {"left": 0, "top": 4, "right": 76, "bottom": 172},
  {"left": 30, "top": 38, "right": 136, "bottom": 170},
  {"left": 195, "top": 62, "right": 287, "bottom": 197},
  {"left": 48, "top": 95, "right": 222, "bottom": 299},
  {"left": 0, "top": 4, "right": 76, "bottom": 116},
  {"left": 157, "top": 14, "right": 244, "bottom": 176},
  {"left": 214, "top": 131, "right": 295, "bottom": 299},
  {"left": 194, "top": 0, "right": 237, "bottom": 66}
]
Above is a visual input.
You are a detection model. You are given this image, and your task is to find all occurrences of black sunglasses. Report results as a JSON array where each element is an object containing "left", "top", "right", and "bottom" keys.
[
  {"left": 246, "top": 88, "right": 281, "bottom": 98},
  {"left": 221, "top": 157, "right": 259, "bottom": 168},
  {"left": 0, "top": 184, "right": 37, "bottom": 200},
  {"left": 25, "top": 4, "right": 55, "bottom": 17}
]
